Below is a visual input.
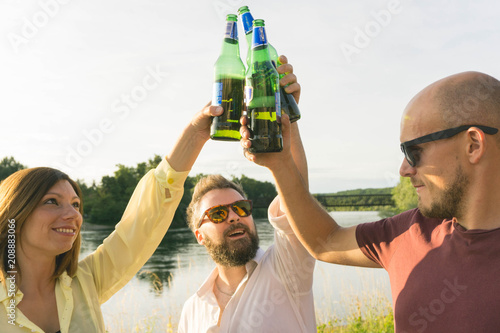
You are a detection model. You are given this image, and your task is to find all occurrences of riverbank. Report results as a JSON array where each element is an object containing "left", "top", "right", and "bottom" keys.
[
  {"left": 101, "top": 288, "right": 394, "bottom": 333},
  {"left": 81, "top": 211, "right": 393, "bottom": 332}
]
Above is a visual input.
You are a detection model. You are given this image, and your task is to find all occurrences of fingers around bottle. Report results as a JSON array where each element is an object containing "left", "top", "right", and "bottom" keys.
[
  {"left": 241, "top": 138, "right": 252, "bottom": 149},
  {"left": 277, "top": 63, "right": 293, "bottom": 75},
  {"left": 278, "top": 55, "right": 288, "bottom": 65},
  {"left": 208, "top": 105, "right": 223, "bottom": 117},
  {"left": 280, "top": 73, "right": 297, "bottom": 87},
  {"left": 283, "top": 82, "right": 301, "bottom": 97},
  {"left": 240, "top": 126, "right": 251, "bottom": 140},
  {"left": 243, "top": 148, "right": 256, "bottom": 162},
  {"left": 239, "top": 115, "right": 249, "bottom": 126}
]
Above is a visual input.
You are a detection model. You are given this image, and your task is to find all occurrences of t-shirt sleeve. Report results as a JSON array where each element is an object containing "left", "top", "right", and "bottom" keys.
[{"left": 355, "top": 209, "right": 420, "bottom": 269}]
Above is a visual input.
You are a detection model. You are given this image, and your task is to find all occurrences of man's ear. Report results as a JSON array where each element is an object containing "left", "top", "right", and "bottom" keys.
[
  {"left": 467, "top": 127, "right": 487, "bottom": 164},
  {"left": 195, "top": 229, "right": 205, "bottom": 245}
]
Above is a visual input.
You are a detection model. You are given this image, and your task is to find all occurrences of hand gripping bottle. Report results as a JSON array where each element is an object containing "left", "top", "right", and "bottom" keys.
[
  {"left": 238, "top": 6, "right": 301, "bottom": 122},
  {"left": 245, "top": 19, "right": 282, "bottom": 153}
]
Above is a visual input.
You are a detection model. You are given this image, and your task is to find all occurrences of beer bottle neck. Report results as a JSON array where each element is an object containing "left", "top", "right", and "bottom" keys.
[
  {"left": 249, "top": 26, "right": 272, "bottom": 64},
  {"left": 220, "top": 21, "right": 240, "bottom": 58},
  {"left": 240, "top": 11, "right": 254, "bottom": 35},
  {"left": 244, "top": 31, "right": 252, "bottom": 67},
  {"left": 220, "top": 39, "right": 240, "bottom": 58}
]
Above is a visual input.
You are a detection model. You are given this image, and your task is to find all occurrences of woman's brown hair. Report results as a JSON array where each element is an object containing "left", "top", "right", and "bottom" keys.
[{"left": 0, "top": 167, "right": 83, "bottom": 283}]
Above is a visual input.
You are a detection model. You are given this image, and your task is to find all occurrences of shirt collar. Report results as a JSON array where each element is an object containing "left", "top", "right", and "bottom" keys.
[
  {"left": 58, "top": 270, "right": 73, "bottom": 288},
  {"left": 196, "top": 247, "right": 265, "bottom": 299},
  {"left": 0, "top": 271, "right": 73, "bottom": 303},
  {"left": 0, "top": 277, "right": 12, "bottom": 303}
]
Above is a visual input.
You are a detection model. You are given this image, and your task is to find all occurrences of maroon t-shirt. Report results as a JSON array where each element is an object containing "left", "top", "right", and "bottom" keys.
[{"left": 356, "top": 208, "right": 500, "bottom": 333}]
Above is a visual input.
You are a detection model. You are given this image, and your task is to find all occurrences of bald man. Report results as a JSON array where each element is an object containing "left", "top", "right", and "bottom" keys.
[{"left": 241, "top": 72, "right": 500, "bottom": 332}]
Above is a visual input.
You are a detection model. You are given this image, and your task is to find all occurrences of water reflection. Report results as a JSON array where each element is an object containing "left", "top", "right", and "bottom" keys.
[
  {"left": 79, "top": 218, "right": 276, "bottom": 294},
  {"left": 80, "top": 212, "right": 391, "bottom": 331}
]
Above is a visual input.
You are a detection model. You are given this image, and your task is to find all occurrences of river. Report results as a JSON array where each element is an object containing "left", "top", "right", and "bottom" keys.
[{"left": 79, "top": 211, "right": 392, "bottom": 332}]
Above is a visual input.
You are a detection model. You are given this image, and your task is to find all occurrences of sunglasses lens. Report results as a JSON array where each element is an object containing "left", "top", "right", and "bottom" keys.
[
  {"left": 401, "top": 145, "right": 416, "bottom": 167},
  {"left": 232, "top": 201, "right": 252, "bottom": 217},
  {"left": 407, "top": 147, "right": 419, "bottom": 167},
  {"left": 207, "top": 206, "right": 229, "bottom": 223}
]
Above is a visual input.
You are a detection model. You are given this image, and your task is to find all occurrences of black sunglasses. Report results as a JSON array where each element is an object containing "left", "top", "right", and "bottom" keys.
[
  {"left": 197, "top": 199, "right": 253, "bottom": 228},
  {"left": 400, "top": 124, "right": 498, "bottom": 167}
]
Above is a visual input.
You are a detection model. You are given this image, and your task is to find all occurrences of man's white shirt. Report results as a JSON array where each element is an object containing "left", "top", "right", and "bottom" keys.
[{"left": 178, "top": 197, "right": 316, "bottom": 333}]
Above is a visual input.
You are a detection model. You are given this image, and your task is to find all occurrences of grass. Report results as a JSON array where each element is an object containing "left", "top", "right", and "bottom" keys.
[
  {"left": 103, "top": 257, "right": 395, "bottom": 332},
  {"left": 105, "top": 298, "right": 393, "bottom": 333},
  {"left": 104, "top": 284, "right": 394, "bottom": 333},
  {"left": 316, "top": 292, "right": 394, "bottom": 333}
]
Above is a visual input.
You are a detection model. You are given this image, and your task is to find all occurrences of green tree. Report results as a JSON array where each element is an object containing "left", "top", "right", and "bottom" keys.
[
  {"left": 86, "top": 155, "right": 163, "bottom": 225},
  {"left": 392, "top": 176, "right": 418, "bottom": 213},
  {"left": 82, "top": 156, "right": 280, "bottom": 228},
  {"left": 172, "top": 174, "right": 205, "bottom": 229},
  {"left": 314, "top": 188, "right": 393, "bottom": 212},
  {"left": 0, "top": 157, "right": 27, "bottom": 181},
  {"left": 77, "top": 180, "right": 98, "bottom": 219},
  {"left": 232, "top": 175, "right": 277, "bottom": 218},
  {"left": 379, "top": 177, "right": 418, "bottom": 217}
]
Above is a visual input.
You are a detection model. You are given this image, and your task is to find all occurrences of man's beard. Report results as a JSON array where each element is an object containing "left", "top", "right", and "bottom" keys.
[
  {"left": 419, "top": 165, "right": 469, "bottom": 219},
  {"left": 203, "top": 223, "right": 259, "bottom": 267}
]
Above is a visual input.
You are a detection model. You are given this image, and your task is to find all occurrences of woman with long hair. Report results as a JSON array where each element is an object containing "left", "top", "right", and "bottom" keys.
[{"left": 0, "top": 103, "right": 224, "bottom": 333}]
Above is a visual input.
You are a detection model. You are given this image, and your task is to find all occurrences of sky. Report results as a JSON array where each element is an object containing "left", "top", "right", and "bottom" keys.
[{"left": 1, "top": 0, "right": 499, "bottom": 194}]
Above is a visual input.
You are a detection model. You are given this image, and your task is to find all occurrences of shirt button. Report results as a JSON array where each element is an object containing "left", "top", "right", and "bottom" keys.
[{"left": 167, "top": 178, "right": 174, "bottom": 184}]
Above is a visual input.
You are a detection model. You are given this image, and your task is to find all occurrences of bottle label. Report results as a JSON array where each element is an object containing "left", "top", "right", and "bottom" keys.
[
  {"left": 275, "top": 92, "right": 281, "bottom": 118},
  {"left": 241, "top": 12, "right": 254, "bottom": 35},
  {"left": 251, "top": 26, "right": 268, "bottom": 49},
  {"left": 224, "top": 21, "right": 238, "bottom": 41},
  {"left": 212, "top": 82, "right": 223, "bottom": 106},
  {"left": 244, "top": 85, "right": 253, "bottom": 104}
]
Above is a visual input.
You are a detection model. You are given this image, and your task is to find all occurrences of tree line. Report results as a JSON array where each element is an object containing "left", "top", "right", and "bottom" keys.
[
  {"left": 313, "top": 187, "right": 394, "bottom": 212},
  {"left": 0, "top": 156, "right": 417, "bottom": 227},
  {"left": 312, "top": 178, "right": 418, "bottom": 218},
  {"left": 0, "top": 156, "right": 276, "bottom": 229}
]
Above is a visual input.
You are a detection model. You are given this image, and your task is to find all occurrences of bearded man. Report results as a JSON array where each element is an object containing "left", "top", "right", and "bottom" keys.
[{"left": 178, "top": 56, "right": 317, "bottom": 333}]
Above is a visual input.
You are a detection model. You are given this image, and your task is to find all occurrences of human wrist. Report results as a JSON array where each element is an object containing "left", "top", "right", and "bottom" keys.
[{"left": 166, "top": 124, "right": 207, "bottom": 172}]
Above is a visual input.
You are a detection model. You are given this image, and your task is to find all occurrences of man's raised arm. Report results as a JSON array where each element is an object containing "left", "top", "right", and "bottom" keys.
[{"left": 241, "top": 103, "right": 379, "bottom": 269}]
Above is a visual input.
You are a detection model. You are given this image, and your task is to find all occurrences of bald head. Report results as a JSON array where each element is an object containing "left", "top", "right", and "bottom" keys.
[
  {"left": 434, "top": 71, "right": 500, "bottom": 128},
  {"left": 401, "top": 72, "right": 500, "bottom": 144}
]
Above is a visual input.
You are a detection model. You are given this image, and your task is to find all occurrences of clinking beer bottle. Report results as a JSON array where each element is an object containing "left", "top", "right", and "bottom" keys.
[
  {"left": 238, "top": 6, "right": 301, "bottom": 123},
  {"left": 245, "top": 19, "right": 282, "bottom": 153},
  {"left": 268, "top": 47, "right": 301, "bottom": 123},
  {"left": 237, "top": 6, "right": 255, "bottom": 69},
  {"left": 210, "top": 14, "right": 245, "bottom": 141}
]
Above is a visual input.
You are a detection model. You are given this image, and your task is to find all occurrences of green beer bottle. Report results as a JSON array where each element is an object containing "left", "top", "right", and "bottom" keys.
[
  {"left": 268, "top": 47, "right": 301, "bottom": 123},
  {"left": 210, "top": 14, "right": 245, "bottom": 141},
  {"left": 238, "top": 6, "right": 301, "bottom": 123},
  {"left": 237, "top": 6, "right": 255, "bottom": 69},
  {"left": 245, "top": 19, "right": 282, "bottom": 153}
]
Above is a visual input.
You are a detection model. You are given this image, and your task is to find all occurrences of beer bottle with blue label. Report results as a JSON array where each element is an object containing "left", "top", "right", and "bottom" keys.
[
  {"left": 238, "top": 6, "right": 301, "bottom": 123},
  {"left": 237, "top": 6, "right": 255, "bottom": 69},
  {"left": 210, "top": 14, "right": 245, "bottom": 141},
  {"left": 245, "top": 19, "right": 283, "bottom": 153}
]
